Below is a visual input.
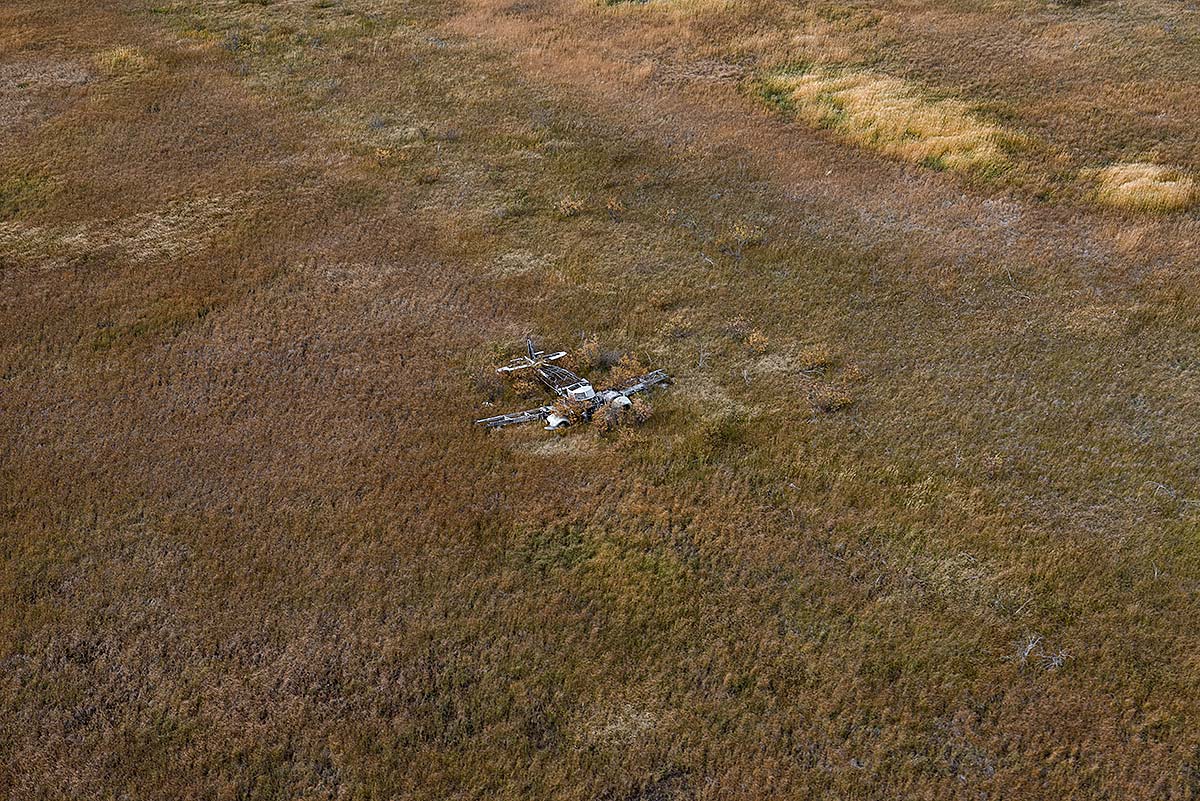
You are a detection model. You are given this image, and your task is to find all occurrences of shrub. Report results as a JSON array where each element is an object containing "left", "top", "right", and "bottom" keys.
[
  {"left": 605, "top": 196, "right": 626, "bottom": 220},
  {"left": 571, "top": 338, "right": 622, "bottom": 373},
  {"left": 726, "top": 316, "right": 751, "bottom": 338},
  {"left": 552, "top": 396, "right": 591, "bottom": 425},
  {"left": 629, "top": 397, "right": 654, "bottom": 424},
  {"left": 470, "top": 367, "right": 505, "bottom": 403},
  {"left": 590, "top": 401, "right": 623, "bottom": 434},
  {"left": 660, "top": 310, "right": 693, "bottom": 339},
  {"left": 576, "top": 337, "right": 602, "bottom": 370},
  {"left": 591, "top": 398, "right": 654, "bottom": 435},
  {"left": 605, "top": 354, "right": 649, "bottom": 388},
  {"left": 510, "top": 377, "right": 541, "bottom": 398},
  {"left": 746, "top": 329, "right": 770, "bottom": 353},
  {"left": 554, "top": 196, "right": 585, "bottom": 218},
  {"left": 797, "top": 343, "right": 835, "bottom": 373},
  {"left": 808, "top": 381, "right": 854, "bottom": 412},
  {"left": 416, "top": 167, "right": 442, "bottom": 184}
]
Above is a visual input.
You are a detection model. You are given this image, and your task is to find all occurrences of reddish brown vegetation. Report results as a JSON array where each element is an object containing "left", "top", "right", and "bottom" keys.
[{"left": 2, "top": 0, "right": 1200, "bottom": 799}]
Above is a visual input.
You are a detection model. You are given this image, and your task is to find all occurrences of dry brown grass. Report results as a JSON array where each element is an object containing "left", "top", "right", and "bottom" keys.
[
  {"left": 807, "top": 379, "right": 854, "bottom": 412},
  {"left": 504, "top": 0, "right": 1200, "bottom": 213},
  {"left": 0, "top": 58, "right": 90, "bottom": 130},
  {"left": 0, "top": 193, "right": 248, "bottom": 262},
  {"left": 1094, "top": 162, "right": 1196, "bottom": 212},
  {"left": 93, "top": 45, "right": 153, "bottom": 78},
  {"left": 598, "top": 0, "right": 738, "bottom": 16},
  {"left": 4, "top": 0, "right": 1200, "bottom": 799}
]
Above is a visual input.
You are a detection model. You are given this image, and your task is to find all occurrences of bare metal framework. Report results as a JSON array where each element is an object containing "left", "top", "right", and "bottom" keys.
[{"left": 476, "top": 339, "right": 671, "bottom": 430}]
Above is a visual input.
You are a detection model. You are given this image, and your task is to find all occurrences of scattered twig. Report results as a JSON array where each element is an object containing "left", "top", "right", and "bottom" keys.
[
  {"left": 1019, "top": 635, "right": 1041, "bottom": 663},
  {"left": 1040, "top": 650, "right": 1069, "bottom": 671}
]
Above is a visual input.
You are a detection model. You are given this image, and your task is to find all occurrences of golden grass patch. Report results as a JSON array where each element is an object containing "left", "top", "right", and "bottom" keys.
[
  {"left": 598, "top": 0, "right": 738, "bottom": 15},
  {"left": 757, "top": 67, "right": 1009, "bottom": 173},
  {"left": 571, "top": 696, "right": 661, "bottom": 745},
  {"left": 491, "top": 249, "right": 550, "bottom": 277},
  {"left": 93, "top": 46, "right": 155, "bottom": 78},
  {"left": 1093, "top": 162, "right": 1196, "bottom": 212},
  {"left": 1059, "top": 302, "right": 1132, "bottom": 336},
  {"left": 0, "top": 194, "right": 247, "bottom": 263},
  {"left": 808, "top": 379, "right": 854, "bottom": 412}
]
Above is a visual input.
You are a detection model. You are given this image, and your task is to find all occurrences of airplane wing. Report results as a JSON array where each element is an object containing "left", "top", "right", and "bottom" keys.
[
  {"left": 617, "top": 369, "right": 671, "bottom": 397},
  {"left": 475, "top": 404, "right": 555, "bottom": 428}
]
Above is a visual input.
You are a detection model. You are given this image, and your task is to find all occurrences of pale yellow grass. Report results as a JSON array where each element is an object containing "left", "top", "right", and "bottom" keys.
[
  {"left": 597, "top": 0, "right": 740, "bottom": 17},
  {"left": 1094, "top": 162, "right": 1195, "bottom": 212},
  {"left": 93, "top": 46, "right": 155, "bottom": 78},
  {"left": 0, "top": 194, "right": 248, "bottom": 263},
  {"left": 759, "top": 68, "right": 1009, "bottom": 173}
]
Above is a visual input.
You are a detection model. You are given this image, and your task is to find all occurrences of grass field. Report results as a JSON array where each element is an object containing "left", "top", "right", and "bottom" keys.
[{"left": 2, "top": 0, "right": 1199, "bottom": 798}]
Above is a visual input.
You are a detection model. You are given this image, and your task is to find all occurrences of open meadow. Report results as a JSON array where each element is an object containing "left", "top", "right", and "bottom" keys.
[{"left": 2, "top": 0, "right": 1199, "bottom": 798}]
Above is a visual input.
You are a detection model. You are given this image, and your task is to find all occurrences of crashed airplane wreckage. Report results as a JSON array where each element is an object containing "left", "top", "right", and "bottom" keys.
[{"left": 476, "top": 339, "right": 671, "bottom": 430}]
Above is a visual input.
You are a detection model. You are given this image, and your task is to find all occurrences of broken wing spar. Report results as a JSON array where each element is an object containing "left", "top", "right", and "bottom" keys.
[{"left": 476, "top": 339, "right": 671, "bottom": 430}]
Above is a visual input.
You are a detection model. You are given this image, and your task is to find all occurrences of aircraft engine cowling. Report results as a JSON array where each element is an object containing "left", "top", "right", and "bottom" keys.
[{"left": 544, "top": 413, "right": 571, "bottom": 430}]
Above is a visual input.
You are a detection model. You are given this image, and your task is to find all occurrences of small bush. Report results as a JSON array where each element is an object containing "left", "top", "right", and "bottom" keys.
[
  {"left": 982, "top": 453, "right": 1007, "bottom": 479},
  {"left": 552, "top": 396, "right": 591, "bottom": 425},
  {"left": 746, "top": 329, "right": 770, "bottom": 353},
  {"left": 629, "top": 397, "right": 653, "bottom": 424},
  {"left": 572, "top": 338, "right": 622, "bottom": 373},
  {"left": 510, "top": 377, "right": 541, "bottom": 398},
  {"left": 470, "top": 367, "right": 505, "bottom": 403},
  {"left": 416, "top": 167, "right": 442, "bottom": 184},
  {"left": 605, "top": 196, "right": 626, "bottom": 220},
  {"left": 605, "top": 354, "right": 650, "bottom": 388},
  {"left": 660, "top": 310, "right": 693, "bottom": 339},
  {"left": 797, "top": 343, "right": 835, "bottom": 373},
  {"left": 808, "top": 381, "right": 854, "bottom": 412},
  {"left": 554, "top": 196, "right": 585, "bottom": 218},
  {"left": 726, "top": 316, "right": 751, "bottom": 338},
  {"left": 591, "top": 401, "right": 623, "bottom": 434},
  {"left": 576, "top": 337, "right": 602, "bottom": 370},
  {"left": 374, "top": 147, "right": 412, "bottom": 167},
  {"left": 592, "top": 398, "right": 654, "bottom": 435}
]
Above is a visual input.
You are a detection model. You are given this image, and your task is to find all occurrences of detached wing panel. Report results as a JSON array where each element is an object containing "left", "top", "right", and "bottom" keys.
[
  {"left": 475, "top": 405, "right": 555, "bottom": 429},
  {"left": 617, "top": 370, "right": 671, "bottom": 398}
]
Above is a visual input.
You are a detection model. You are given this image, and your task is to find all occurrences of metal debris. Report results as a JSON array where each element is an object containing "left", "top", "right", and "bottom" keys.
[{"left": 476, "top": 338, "right": 670, "bottom": 431}]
